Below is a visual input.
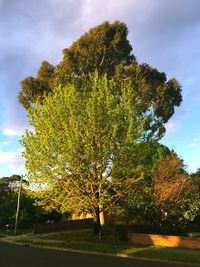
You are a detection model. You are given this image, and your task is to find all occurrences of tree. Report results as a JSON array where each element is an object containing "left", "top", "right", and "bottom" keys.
[
  {"left": 0, "top": 176, "right": 17, "bottom": 228},
  {"left": 0, "top": 175, "right": 46, "bottom": 230},
  {"left": 0, "top": 175, "right": 25, "bottom": 229},
  {"left": 19, "top": 61, "right": 55, "bottom": 109},
  {"left": 191, "top": 168, "right": 200, "bottom": 189},
  {"left": 18, "top": 21, "right": 182, "bottom": 124},
  {"left": 190, "top": 168, "right": 200, "bottom": 226},
  {"left": 152, "top": 155, "right": 192, "bottom": 205},
  {"left": 21, "top": 74, "right": 164, "bottom": 232},
  {"left": 150, "top": 155, "right": 198, "bottom": 231},
  {"left": 116, "top": 152, "right": 199, "bottom": 232},
  {"left": 115, "top": 142, "right": 171, "bottom": 224}
]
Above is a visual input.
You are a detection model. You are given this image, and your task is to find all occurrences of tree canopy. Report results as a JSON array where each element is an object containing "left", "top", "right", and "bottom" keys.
[
  {"left": 0, "top": 175, "right": 31, "bottom": 228},
  {"left": 19, "top": 21, "right": 188, "bottom": 233},
  {"left": 21, "top": 74, "right": 166, "bottom": 228},
  {"left": 18, "top": 21, "right": 182, "bottom": 124}
]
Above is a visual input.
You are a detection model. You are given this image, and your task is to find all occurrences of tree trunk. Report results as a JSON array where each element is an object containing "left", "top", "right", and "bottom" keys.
[{"left": 95, "top": 206, "right": 102, "bottom": 240}]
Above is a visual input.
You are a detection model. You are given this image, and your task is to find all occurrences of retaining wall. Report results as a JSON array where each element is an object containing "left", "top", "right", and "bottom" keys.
[{"left": 129, "top": 233, "right": 200, "bottom": 249}]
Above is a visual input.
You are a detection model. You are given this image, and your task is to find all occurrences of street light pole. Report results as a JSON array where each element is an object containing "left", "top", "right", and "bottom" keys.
[{"left": 14, "top": 175, "right": 23, "bottom": 235}]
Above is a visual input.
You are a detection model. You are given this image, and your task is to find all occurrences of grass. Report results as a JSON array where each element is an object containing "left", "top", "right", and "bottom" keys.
[
  {"left": 0, "top": 228, "right": 33, "bottom": 236},
  {"left": 9, "top": 228, "right": 200, "bottom": 264},
  {"left": 37, "top": 228, "right": 127, "bottom": 244},
  {"left": 126, "top": 247, "right": 200, "bottom": 264}
]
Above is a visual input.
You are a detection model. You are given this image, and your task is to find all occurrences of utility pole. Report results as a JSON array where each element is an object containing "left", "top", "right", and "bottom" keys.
[{"left": 14, "top": 175, "right": 23, "bottom": 235}]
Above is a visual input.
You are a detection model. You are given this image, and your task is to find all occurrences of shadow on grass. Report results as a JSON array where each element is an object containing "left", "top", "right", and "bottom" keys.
[
  {"left": 14, "top": 228, "right": 200, "bottom": 264},
  {"left": 15, "top": 238, "right": 200, "bottom": 264},
  {"left": 126, "top": 246, "right": 200, "bottom": 264},
  {"left": 0, "top": 229, "right": 33, "bottom": 236}
]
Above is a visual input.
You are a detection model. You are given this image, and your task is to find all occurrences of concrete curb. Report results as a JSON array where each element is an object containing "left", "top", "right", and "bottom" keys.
[{"left": 1, "top": 237, "right": 200, "bottom": 267}]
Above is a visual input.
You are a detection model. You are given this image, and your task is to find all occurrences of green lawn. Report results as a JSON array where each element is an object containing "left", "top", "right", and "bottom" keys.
[
  {"left": 0, "top": 228, "right": 33, "bottom": 236},
  {"left": 11, "top": 228, "right": 200, "bottom": 264}
]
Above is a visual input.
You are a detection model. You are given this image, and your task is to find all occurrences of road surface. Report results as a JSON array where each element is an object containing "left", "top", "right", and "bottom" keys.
[{"left": 0, "top": 241, "right": 198, "bottom": 267}]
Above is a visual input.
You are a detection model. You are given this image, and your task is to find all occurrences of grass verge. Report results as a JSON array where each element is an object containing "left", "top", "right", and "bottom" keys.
[
  {"left": 12, "top": 229, "right": 200, "bottom": 264},
  {"left": 0, "top": 228, "right": 33, "bottom": 236}
]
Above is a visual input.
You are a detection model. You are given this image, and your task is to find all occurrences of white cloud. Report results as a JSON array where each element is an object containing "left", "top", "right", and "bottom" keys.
[
  {"left": 164, "top": 121, "right": 180, "bottom": 135},
  {"left": 188, "top": 142, "right": 197, "bottom": 148},
  {"left": 188, "top": 136, "right": 200, "bottom": 148},
  {"left": 0, "top": 149, "right": 25, "bottom": 175},
  {"left": 2, "top": 128, "right": 22, "bottom": 136},
  {"left": 0, "top": 0, "right": 200, "bottom": 175},
  {"left": 0, "top": 141, "right": 9, "bottom": 147},
  {"left": 0, "top": 150, "right": 24, "bottom": 166}
]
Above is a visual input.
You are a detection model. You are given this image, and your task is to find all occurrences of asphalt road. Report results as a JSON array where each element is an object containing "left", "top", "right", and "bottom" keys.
[{"left": 0, "top": 241, "right": 198, "bottom": 267}]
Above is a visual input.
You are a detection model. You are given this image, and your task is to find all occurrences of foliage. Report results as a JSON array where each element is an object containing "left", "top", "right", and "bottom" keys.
[
  {"left": 19, "top": 20, "right": 184, "bottom": 231},
  {"left": 116, "top": 153, "right": 200, "bottom": 233},
  {"left": 149, "top": 155, "right": 199, "bottom": 231},
  {"left": 152, "top": 155, "right": 193, "bottom": 205},
  {"left": 191, "top": 168, "right": 200, "bottom": 190},
  {"left": 21, "top": 74, "right": 165, "bottom": 228},
  {"left": 190, "top": 168, "right": 200, "bottom": 225},
  {"left": 112, "top": 143, "right": 170, "bottom": 224},
  {"left": 19, "top": 61, "right": 55, "bottom": 109},
  {"left": 18, "top": 21, "right": 182, "bottom": 124},
  {"left": 0, "top": 175, "right": 57, "bottom": 229},
  {"left": 0, "top": 175, "right": 22, "bottom": 228}
]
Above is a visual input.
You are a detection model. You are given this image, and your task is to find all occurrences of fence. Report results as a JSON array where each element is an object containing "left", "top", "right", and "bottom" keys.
[{"left": 33, "top": 218, "right": 93, "bottom": 234}]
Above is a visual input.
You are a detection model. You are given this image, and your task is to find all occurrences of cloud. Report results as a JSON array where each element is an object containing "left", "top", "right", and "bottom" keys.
[
  {"left": 1, "top": 0, "right": 200, "bottom": 133},
  {"left": 0, "top": 0, "right": 85, "bottom": 132},
  {"left": 188, "top": 142, "right": 197, "bottom": 148},
  {"left": 0, "top": 149, "right": 25, "bottom": 175},
  {"left": 0, "top": 150, "right": 23, "bottom": 165},
  {"left": 75, "top": 0, "right": 135, "bottom": 30},
  {"left": 2, "top": 128, "right": 22, "bottom": 137},
  {"left": 0, "top": 141, "right": 9, "bottom": 147},
  {"left": 188, "top": 137, "right": 200, "bottom": 148},
  {"left": 0, "top": 0, "right": 200, "bottom": 175},
  {"left": 164, "top": 121, "right": 180, "bottom": 135}
]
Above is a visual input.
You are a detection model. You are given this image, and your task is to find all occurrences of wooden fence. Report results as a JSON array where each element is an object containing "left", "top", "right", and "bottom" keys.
[{"left": 33, "top": 218, "right": 93, "bottom": 234}]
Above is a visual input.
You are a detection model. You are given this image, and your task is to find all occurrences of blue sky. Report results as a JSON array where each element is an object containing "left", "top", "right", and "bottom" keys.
[{"left": 0, "top": 0, "right": 200, "bottom": 176}]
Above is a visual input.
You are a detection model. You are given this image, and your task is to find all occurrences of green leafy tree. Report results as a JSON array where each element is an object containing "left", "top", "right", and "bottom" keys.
[
  {"left": 117, "top": 152, "right": 199, "bottom": 233},
  {"left": 21, "top": 74, "right": 164, "bottom": 231},
  {"left": 19, "top": 61, "right": 55, "bottom": 109},
  {"left": 0, "top": 176, "right": 17, "bottom": 228},
  {"left": 18, "top": 21, "right": 182, "bottom": 124},
  {"left": 0, "top": 175, "right": 47, "bottom": 229},
  {"left": 116, "top": 142, "right": 171, "bottom": 224},
  {"left": 0, "top": 175, "right": 25, "bottom": 228}
]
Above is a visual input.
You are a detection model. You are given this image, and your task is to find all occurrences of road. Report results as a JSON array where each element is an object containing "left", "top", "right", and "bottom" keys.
[{"left": 0, "top": 241, "right": 198, "bottom": 267}]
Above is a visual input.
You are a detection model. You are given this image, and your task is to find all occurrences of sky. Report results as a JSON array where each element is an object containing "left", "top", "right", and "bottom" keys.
[{"left": 0, "top": 0, "right": 200, "bottom": 176}]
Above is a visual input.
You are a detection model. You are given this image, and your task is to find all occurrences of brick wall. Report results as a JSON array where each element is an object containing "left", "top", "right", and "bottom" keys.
[{"left": 129, "top": 233, "right": 200, "bottom": 249}]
